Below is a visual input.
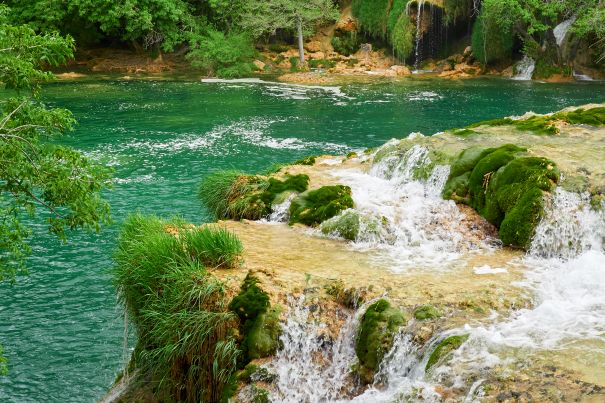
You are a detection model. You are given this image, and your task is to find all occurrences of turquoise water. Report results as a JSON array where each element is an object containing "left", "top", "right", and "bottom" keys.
[{"left": 0, "top": 77, "right": 604, "bottom": 402}]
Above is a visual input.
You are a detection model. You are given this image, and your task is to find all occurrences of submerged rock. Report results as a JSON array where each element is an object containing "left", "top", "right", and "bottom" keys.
[{"left": 355, "top": 299, "right": 406, "bottom": 383}]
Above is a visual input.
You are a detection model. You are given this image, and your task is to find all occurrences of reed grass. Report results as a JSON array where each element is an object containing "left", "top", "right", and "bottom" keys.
[{"left": 113, "top": 213, "right": 243, "bottom": 402}]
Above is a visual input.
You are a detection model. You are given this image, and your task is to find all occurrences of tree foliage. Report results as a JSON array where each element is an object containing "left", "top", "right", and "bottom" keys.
[{"left": 0, "top": 6, "right": 111, "bottom": 281}]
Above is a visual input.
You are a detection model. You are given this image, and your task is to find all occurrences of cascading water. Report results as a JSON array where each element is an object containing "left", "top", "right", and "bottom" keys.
[
  {"left": 328, "top": 143, "right": 497, "bottom": 271},
  {"left": 512, "top": 55, "right": 536, "bottom": 80},
  {"left": 412, "top": 1, "right": 426, "bottom": 72},
  {"left": 267, "top": 297, "right": 364, "bottom": 402},
  {"left": 553, "top": 16, "right": 576, "bottom": 48}
]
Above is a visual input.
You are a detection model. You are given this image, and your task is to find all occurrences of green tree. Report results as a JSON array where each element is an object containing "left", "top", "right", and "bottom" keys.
[
  {"left": 0, "top": 6, "right": 112, "bottom": 282},
  {"left": 241, "top": 0, "right": 340, "bottom": 65}
]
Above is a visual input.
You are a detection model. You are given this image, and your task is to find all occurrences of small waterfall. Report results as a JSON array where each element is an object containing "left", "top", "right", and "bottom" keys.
[
  {"left": 553, "top": 16, "right": 576, "bottom": 47},
  {"left": 412, "top": 1, "right": 426, "bottom": 71},
  {"left": 331, "top": 144, "right": 495, "bottom": 271},
  {"left": 512, "top": 55, "right": 536, "bottom": 80},
  {"left": 530, "top": 188, "right": 605, "bottom": 259},
  {"left": 573, "top": 72, "right": 594, "bottom": 81},
  {"left": 269, "top": 297, "right": 362, "bottom": 402},
  {"left": 266, "top": 194, "right": 296, "bottom": 223}
]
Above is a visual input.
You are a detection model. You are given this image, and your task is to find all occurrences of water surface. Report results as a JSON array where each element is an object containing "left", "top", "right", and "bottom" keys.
[{"left": 1, "top": 77, "right": 604, "bottom": 402}]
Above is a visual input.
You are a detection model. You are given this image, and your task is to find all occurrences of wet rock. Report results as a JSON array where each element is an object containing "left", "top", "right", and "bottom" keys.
[
  {"left": 355, "top": 299, "right": 406, "bottom": 384},
  {"left": 425, "top": 334, "right": 469, "bottom": 371}
]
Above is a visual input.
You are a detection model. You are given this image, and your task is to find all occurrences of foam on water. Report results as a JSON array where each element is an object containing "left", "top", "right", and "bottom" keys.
[{"left": 329, "top": 145, "right": 495, "bottom": 271}]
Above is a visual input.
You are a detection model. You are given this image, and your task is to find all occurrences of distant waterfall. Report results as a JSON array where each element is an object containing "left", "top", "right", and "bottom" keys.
[
  {"left": 553, "top": 16, "right": 576, "bottom": 47},
  {"left": 512, "top": 55, "right": 536, "bottom": 80},
  {"left": 406, "top": 1, "right": 445, "bottom": 71}
]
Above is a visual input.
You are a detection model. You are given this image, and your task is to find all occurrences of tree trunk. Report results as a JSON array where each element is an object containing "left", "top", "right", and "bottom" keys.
[{"left": 297, "top": 16, "right": 305, "bottom": 66}]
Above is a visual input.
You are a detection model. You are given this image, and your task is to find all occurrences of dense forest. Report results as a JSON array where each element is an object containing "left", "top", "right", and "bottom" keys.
[{"left": 5, "top": 0, "right": 605, "bottom": 77}]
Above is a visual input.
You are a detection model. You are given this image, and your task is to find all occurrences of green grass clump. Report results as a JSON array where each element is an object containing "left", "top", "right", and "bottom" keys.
[
  {"left": 355, "top": 299, "right": 406, "bottom": 383},
  {"left": 114, "top": 213, "right": 241, "bottom": 402},
  {"left": 308, "top": 59, "right": 337, "bottom": 69},
  {"left": 199, "top": 171, "right": 309, "bottom": 221},
  {"left": 413, "top": 305, "right": 442, "bottom": 320},
  {"left": 229, "top": 273, "right": 281, "bottom": 363},
  {"left": 289, "top": 185, "right": 355, "bottom": 226},
  {"left": 181, "top": 226, "right": 243, "bottom": 269},
  {"left": 443, "top": 145, "right": 560, "bottom": 248},
  {"left": 425, "top": 334, "right": 468, "bottom": 371}
]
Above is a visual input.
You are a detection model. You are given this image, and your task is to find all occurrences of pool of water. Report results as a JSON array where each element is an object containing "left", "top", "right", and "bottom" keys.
[{"left": 1, "top": 77, "right": 604, "bottom": 402}]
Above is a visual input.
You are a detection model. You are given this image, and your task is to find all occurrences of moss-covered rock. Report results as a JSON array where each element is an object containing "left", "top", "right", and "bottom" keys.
[
  {"left": 199, "top": 172, "right": 309, "bottom": 220},
  {"left": 229, "top": 274, "right": 281, "bottom": 363},
  {"left": 443, "top": 144, "right": 559, "bottom": 249},
  {"left": 355, "top": 299, "right": 406, "bottom": 383},
  {"left": 425, "top": 334, "right": 469, "bottom": 372},
  {"left": 320, "top": 209, "right": 385, "bottom": 242},
  {"left": 289, "top": 185, "right": 355, "bottom": 226},
  {"left": 413, "top": 305, "right": 442, "bottom": 320}
]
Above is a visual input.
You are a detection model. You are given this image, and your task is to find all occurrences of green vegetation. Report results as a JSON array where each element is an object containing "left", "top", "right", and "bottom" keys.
[
  {"left": 464, "top": 107, "right": 605, "bottom": 135},
  {"left": 238, "top": 363, "right": 277, "bottom": 383},
  {"left": 187, "top": 29, "right": 256, "bottom": 78},
  {"left": 180, "top": 226, "right": 243, "bottom": 269},
  {"left": 390, "top": 14, "right": 415, "bottom": 59},
  {"left": 293, "top": 155, "right": 317, "bottom": 165},
  {"left": 425, "top": 334, "right": 468, "bottom": 371},
  {"left": 229, "top": 273, "right": 281, "bottom": 363},
  {"left": 114, "top": 213, "right": 243, "bottom": 401},
  {"left": 199, "top": 171, "right": 309, "bottom": 220},
  {"left": 352, "top": 0, "right": 391, "bottom": 38},
  {"left": 308, "top": 59, "right": 337, "bottom": 69},
  {"left": 414, "top": 305, "right": 442, "bottom": 320},
  {"left": 471, "top": 13, "right": 514, "bottom": 65},
  {"left": 355, "top": 299, "right": 406, "bottom": 383},
  {"left": 443, "top": 144, "right": 560, "bottom": 248},
  {"left": 533, "top": 59, "right": 573, "bottom": 80},
  {"left": 0, "top": 6, "right": 111, "bottom": 282},
  {"left": 289, "top": 185, "right": 354, "bottom": 226},
  {"left": 331, "top": 31, "right": 361, "bottom": 56},
  {"left": 320, "top": 209, "right": 383, "bottom": 241}
]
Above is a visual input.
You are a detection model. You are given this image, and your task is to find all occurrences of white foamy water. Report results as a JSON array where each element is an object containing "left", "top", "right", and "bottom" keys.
[
  {"left": 329, "top": 144, "right": 496, "bottom": 271},
  {"left": 269, "top": 297, "right": 362, "bottom": 402},
  {"left": 512, "top": 56, "right": 536, "bottom": 81},
  {"left": 554, "top": 16, "right": 576, "bottom": 47}
]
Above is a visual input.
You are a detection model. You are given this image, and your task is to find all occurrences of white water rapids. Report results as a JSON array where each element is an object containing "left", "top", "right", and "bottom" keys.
[{"left": 256, "top": 144, "right": 605, "bottom": 402}]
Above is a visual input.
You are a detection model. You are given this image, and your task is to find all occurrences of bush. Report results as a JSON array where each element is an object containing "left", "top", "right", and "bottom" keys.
[
  {"left": 113, "top": 213, "right": 242, "bottom": 402},
  {"left": 471, "top": 14, "right": 513, "bottom": 65},
  {"left": 331, "top": 32, "right": 361, "bottom": 56},
  {"left": 188, "top": 29, "right": 256, "bottom": 78},
  {"left": 289, "top": 56, "right": 300, "bottom": 71},
  {"left": 352, "top": 0, "right": 391, "bottom": 38}
]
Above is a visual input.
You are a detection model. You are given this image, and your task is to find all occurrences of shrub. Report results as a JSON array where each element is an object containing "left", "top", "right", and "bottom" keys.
[
  {"left": 471, "top": 14, "right": 513, "bottom": 65},
  {"left": 352, "top": 0, "right": 391, "bottom": 38},
  {"left": 331, "top": 32, "right": 361, "bottom": 56},
  {"left": 188, "top": 29, "right": 256, "bottom": 78},
  {"left": 113, "top": 213, "right": 241, "bottom": 402}
]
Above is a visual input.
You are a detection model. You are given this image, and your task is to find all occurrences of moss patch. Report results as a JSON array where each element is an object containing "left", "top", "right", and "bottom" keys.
[
  {"left": 463, "top": 107, "right": 605, "bottom": 135},
  {"left": 425, "top": 334, "right": 469, "bottom": 371},
  {"left": 229, "top": 273, "right": 281, "bottom": 363},
  {"left": 443, "top": 144, "right": 559, "bottom": 249},
  {"left": 199, "top": 172, "right": 309, "bottom": 220},
  {"left": 355, "top": 299, "right": 406, "bottom": 383},
  {"left": 289, "top": 185, "right": 355, "bottom": 227},
  {"left": 414, "top": 305, "right": 442, "bottom": 320},
  {"left": 293, "top": 155, "right": 317, "bottom": 166}
]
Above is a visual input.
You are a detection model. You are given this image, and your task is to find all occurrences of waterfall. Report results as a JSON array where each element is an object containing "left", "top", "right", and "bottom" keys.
[
  {"left": 265, "top": 194, "right": 296, "bottom": 223},
  {"left": 553, "top": 16, "right": 576, "bottom": 48},
  {"left": 268, "top": 297, "right": 363, "bottom": 402},
  {"left": 413, "top": 1, "right": 426, "bottom": 71},
  {"left": 512, "top": 55, "right": 536, "bottom": 80},
  {"left": 329, "top": 144, "right": 496, "bottom": 271}
]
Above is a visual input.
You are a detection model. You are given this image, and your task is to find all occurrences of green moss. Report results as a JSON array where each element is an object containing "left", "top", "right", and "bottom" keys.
[
  {"left": 533, "top": 59, "right": 572, "bottom": 80},
  {"left": 552, "top": 107, "right": 605, "bottom": 126},
  {"left": 356, "top": 299, "right": 406, "bottom": 383},
  {"left": 289, "top": 185, "right": 355, "bottom": 226},
  {"left": 293, "top": 155, "right": 317, "bottom": 166},
  {"left": 251, "top": 385, "right": 270, "bottom": 403},
  {"left": 199, "top": 172, "right": 308, "bottom": 221},
  {"left": 347, "top": 151, "right": 359, "bottom": 159},
  {"left": 452, "top": 128, "right": 477, "bottom": 137},
  {"left": 229, "top": 273, "right": 280, "bottom": 363},
  {"left": 238, "top": 364, "right": 277, "bottom": 383},
  {"left": 443, "top": 145, "right": 559, "bottom": 249},
  {"left": 244, "top": 307, "right": 281, "bottom": 361},
  {"left": 413, "top": 305, "right": 442, "bottom": 320},
  {"left": 425, "top": 334, "right": 469, "bottom": 371},
  {"left": 320, "top": 209, "right": 360, "bottom": 240}
]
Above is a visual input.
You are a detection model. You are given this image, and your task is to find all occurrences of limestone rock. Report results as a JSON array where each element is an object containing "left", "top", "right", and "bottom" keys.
[
  {"left": 390, "top": 65, "right": 412, "bottom": 76},
  {"left": 305, "top": 40, "right": 322, "bottom": 53},
  {"left": 253, "top": 60, "right": 266, "bottom": 71}
]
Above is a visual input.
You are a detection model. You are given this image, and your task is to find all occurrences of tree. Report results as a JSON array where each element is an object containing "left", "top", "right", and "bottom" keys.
[
  {"left": 0, "top": 5, "right": 112, "bottom": 282},
  {"left": 241, "top": 0, "right": 340, "bottom": 65}
]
